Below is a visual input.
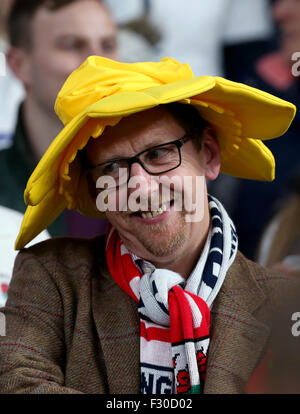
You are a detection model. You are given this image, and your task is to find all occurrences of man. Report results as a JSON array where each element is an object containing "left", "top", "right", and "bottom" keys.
[
  {"left": 0, "top": 56, "right": 297, "bottom": 394},
  {"left": 0, "top": 0, "right": 118, "bottom": 237}
]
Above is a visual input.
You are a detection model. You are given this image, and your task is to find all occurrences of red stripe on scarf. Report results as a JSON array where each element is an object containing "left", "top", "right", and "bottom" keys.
[
  {"left": 140, "top": 321, "right": 170, "bottom": 342},
  {"left": 169, "top": 287, "right": 210, "bottom": 344},
  {"left": 106, "top": 226, "right": 141, "bottom": 301}
]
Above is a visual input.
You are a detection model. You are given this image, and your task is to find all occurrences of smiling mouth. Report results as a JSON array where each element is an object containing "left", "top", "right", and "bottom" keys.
[{"left": 131, "top": 200, "right": 174, "bottom": 219}]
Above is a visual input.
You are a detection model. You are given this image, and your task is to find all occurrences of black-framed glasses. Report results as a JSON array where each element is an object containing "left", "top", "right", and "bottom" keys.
[{"left": 87, "top": 134, "right": 194, "bottom": 190}]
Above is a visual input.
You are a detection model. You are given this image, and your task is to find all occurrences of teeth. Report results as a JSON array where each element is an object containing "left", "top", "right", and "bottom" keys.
[
  {"left": 138, "top": 202, "right": 172, "bottom": 219},
  {"left": 141, "top": 207, "right": 164, "bottom": 219}
]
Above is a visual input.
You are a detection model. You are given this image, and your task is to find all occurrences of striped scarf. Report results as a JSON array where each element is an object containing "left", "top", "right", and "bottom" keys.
[{"left": 106, "top": 195, "right": 238, "bottom": 394}]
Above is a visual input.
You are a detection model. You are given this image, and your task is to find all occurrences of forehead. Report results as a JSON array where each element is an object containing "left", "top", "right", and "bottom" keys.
[
  {"left": 32, "top": 0, "right": 115, "bottom": 40},
  {"left": 85, "top": 106, "right": 185, "bottom": 164}
]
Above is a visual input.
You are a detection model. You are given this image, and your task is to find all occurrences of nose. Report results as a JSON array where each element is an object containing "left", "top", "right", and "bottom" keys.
[
  {"left": 130, "top": 161, "right": 152, "bottom": 185},
  {"left": 83, "top": 42, "right": 118, "bottom": 61},
  {"left": 80, "top": 45, "right": 100, "bottom": 61},
  {"left": 128, "top": 161, "right": 159, "bottom": 198}
]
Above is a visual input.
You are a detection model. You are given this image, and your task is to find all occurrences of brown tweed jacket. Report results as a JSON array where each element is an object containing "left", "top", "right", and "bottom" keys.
[{"left": 0, "top": 235, "right": 291, "bottom": 394}]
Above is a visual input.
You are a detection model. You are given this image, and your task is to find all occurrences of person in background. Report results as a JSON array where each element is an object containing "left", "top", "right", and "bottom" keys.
[
  {"left": 257, "top": 168, "right": 300, "bottom": 276},
  {"left": 0, "top": 0, "right": 118, "bottom": 238},
  {"left": 0, "top": 0, "right": 24, "bottom": 149},
  {"left": 0, "top": 205, "right": 49, "bottom": 307}
]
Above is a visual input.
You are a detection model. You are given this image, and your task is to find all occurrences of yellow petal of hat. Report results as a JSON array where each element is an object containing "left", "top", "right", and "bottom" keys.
[{"left": 15, "top": 56, "right": 296, "bottom": 250}]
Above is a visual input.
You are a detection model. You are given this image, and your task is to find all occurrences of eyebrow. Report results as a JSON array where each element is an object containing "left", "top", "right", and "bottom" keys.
[
  {"left": 54, "top": 33, "right": 117, "bottom": 45},
  {"left": 98, "top": 139, "right": 170, "bottom": 165}
]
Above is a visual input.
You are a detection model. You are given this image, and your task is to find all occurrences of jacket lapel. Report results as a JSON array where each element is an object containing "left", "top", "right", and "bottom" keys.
[
  {"left": 91, "top": 244, "right": 140, "bottom": 394},
  {"left": 204, "top": 253, "right": 271, "bottom": 393}
]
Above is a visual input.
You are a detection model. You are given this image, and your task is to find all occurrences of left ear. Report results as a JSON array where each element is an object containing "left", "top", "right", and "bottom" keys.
[{"left": 201, "top": 126, "right": 221, "bottom": 180}]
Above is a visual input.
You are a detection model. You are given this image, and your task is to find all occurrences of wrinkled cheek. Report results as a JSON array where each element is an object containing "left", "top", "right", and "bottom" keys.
[
  {"left": 95, "top": 187, "right": 126, "bottom": 213},
  {"left": 105, "top": 211, "right": 129, "bottom": 233}
]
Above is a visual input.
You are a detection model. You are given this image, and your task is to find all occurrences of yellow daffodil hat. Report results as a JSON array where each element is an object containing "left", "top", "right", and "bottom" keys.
[{"left": 15, "top": 56, "right": 296, "bottom": 249}]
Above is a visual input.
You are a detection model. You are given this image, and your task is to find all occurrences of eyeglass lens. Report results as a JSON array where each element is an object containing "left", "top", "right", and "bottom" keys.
[{"left": 91, "top": 142, "right": 181, "bottom": 187}]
